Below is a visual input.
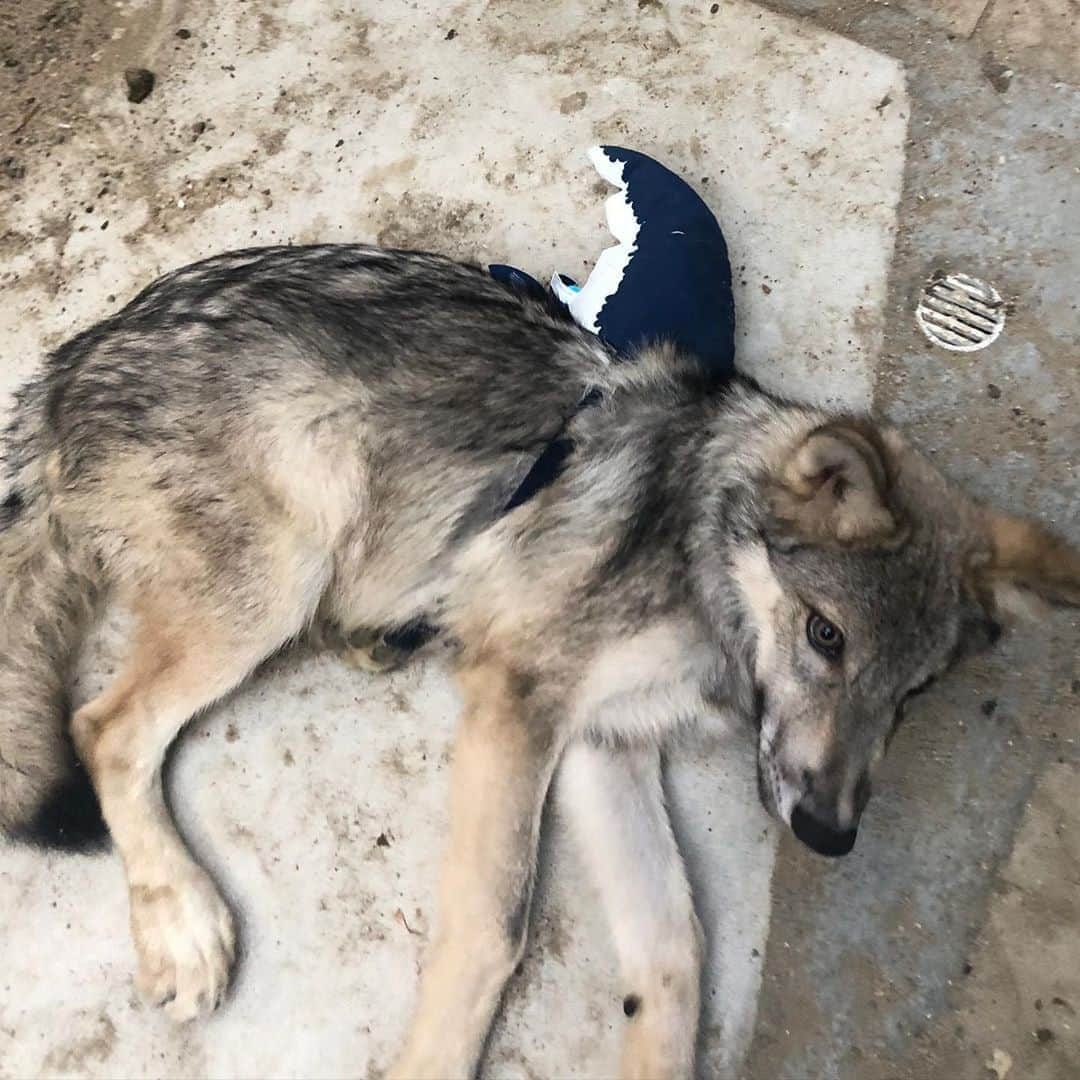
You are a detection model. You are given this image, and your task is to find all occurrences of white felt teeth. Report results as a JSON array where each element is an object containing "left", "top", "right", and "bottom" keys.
[
  {"left": 551, "top": 274, "right": 581, "bottom": 306},
  {"left": 550, "top": 147, "right": 641, "bottom": 336},
  {"left": 587, "top": 144, "right": 626, "bottom": 186}
]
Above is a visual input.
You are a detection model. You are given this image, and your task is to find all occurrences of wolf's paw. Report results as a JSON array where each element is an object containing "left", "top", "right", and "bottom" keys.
[{"left": 130, "top": 872, "right": 236, "bottom": 1022}]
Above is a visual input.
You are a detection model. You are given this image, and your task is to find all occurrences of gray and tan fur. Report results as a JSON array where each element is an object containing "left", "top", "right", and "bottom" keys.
[{"left": 2, "top": 245, "right": 1078, "bottom": 1078}]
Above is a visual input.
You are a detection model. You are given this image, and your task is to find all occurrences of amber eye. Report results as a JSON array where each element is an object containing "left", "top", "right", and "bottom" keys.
[{"left": 807, "top": 613, "right": 844, "bottom": 659}]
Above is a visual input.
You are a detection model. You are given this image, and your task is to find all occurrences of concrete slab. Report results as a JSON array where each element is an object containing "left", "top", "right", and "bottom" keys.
[{"left": 0, "top": 2, "right": 910, "bottom": 1078}]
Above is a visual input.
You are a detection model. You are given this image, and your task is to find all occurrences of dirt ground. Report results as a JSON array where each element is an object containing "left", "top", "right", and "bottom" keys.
[{"left": 748, "top": 3, "right": 1080, "bottom": 1079}]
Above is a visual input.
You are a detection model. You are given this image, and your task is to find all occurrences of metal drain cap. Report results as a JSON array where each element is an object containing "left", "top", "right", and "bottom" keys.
[{"left": 916, "top": 272, "right": 1005, "bottom": 352}]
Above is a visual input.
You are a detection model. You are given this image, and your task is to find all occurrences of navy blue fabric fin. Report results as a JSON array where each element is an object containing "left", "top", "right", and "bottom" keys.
[
  {"left": 489, "top": 263, "right": 573, "bottom": 322},
  {"left": 488, "top": 264, "right": 549, "bottom": 302},
  {"left": 592, "top": 146, "right": 737, "bottom": 382}
]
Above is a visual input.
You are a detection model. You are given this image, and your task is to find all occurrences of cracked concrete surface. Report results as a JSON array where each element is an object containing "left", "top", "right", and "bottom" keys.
[{"left": 0, "top": 1, "right": 1076, "bottom": 1078}]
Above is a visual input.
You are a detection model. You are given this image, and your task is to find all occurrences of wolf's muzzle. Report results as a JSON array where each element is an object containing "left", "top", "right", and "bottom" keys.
[{"left": 790, "top": 804, "right": 857, "bottom": 857}]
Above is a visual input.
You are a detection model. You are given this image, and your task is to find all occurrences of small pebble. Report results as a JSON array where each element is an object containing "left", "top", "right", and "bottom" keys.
[
  {"left": 176, "top": 28, "right": 192, "bottom": 39},
  {"left": 124, "top": 68, "right": 155, "bottom": 104}
]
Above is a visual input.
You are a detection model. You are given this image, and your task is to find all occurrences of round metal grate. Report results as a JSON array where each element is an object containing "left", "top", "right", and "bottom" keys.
[{"left": 916, "top": 272, "right": 1005, "bottom": 352}]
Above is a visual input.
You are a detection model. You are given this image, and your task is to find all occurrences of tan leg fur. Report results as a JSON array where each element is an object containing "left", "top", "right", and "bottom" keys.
[
  {"left": 388, "top": 655, "right": 564, "bottom": 1080},
  {"left": 70, "top": 589, "right": 307, "bottom": 1022}
]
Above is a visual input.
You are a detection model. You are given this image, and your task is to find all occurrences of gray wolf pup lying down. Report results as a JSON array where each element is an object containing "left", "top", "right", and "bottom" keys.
[{"left": 1, "top": 244, "right": 1077, "bottom": 1078}]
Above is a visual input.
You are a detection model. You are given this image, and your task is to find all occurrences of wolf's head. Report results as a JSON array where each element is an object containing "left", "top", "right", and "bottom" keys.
[{"left": 729, "top": 417, "right": 1080, "bottom": 857}]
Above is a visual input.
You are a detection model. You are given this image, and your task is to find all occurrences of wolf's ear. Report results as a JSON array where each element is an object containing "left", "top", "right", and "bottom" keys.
[
  {"left": 768, "top": 422, "right": 903, "bottom": 547},
  {"left": 976, "top": 511, "right": 1080, "bottom": 617}
]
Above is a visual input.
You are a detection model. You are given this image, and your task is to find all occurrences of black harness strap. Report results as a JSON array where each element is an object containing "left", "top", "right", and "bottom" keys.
[
  {"left": 381, "top": 387, "right": 604, "bottom": 653},
  {"left": 502, "top": 387, "right": 603, "bottom": 512}
]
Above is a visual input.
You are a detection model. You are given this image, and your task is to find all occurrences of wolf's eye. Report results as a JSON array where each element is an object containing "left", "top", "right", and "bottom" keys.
[{"left": 807, "top": 613, "right": 844, "bottom": 659}]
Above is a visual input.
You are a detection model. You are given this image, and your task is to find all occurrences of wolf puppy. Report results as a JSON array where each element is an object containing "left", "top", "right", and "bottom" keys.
[{"left": 2, "top": 245, "right": 1077, "bottom": 1078}]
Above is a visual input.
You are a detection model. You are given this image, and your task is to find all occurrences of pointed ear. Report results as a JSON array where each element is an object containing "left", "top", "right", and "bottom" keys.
[
  {"left": 768, "top": 422, "right": 905, "bottom": 547},
  {"left": 978, "top": 511, "right": 1080, "bottom": 616}
]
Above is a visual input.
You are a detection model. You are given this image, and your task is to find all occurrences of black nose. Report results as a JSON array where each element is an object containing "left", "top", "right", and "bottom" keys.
[{"left": 790, "top": 805, "right": 857, "bottom": 857}]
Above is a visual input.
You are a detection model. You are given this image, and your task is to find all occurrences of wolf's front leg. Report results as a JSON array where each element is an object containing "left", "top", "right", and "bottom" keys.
[
  {"left": 388, "top": 657, "right": 564, "bottom": 1080},
  {"left": 557, "top": 740, "right": 703, "bottom": 1080}
]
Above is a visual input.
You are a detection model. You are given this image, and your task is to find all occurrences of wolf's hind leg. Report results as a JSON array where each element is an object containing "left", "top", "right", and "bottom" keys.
[
  {"left": 557, "top": 741, "right": 703, "bottom": 1080},
  {"left": 71, "top": 587, "right": 312, "bottom": 1022}
]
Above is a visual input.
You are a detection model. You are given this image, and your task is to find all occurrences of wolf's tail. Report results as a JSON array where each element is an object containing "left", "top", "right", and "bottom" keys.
[{"left": 0, "top": 388, "right": 107, "bottom": 850}]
